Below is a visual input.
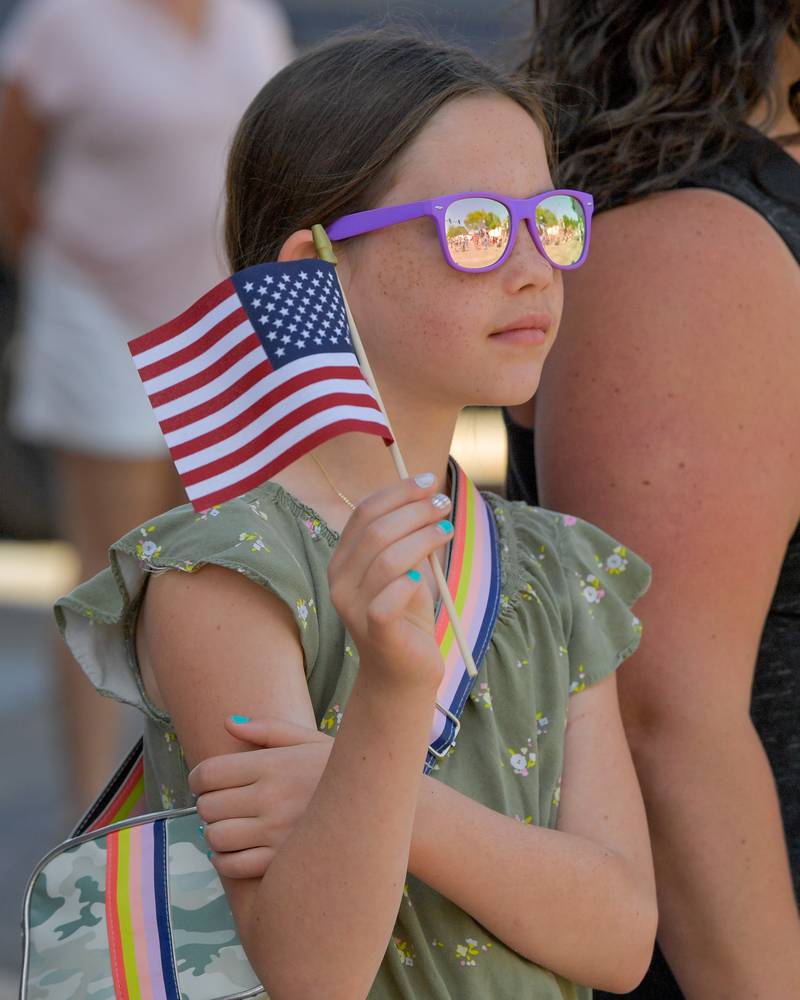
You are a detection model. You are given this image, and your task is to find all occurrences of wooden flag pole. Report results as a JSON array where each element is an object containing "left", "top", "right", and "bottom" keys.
[{"left": 312, "top": 224, "right": 477, "bottom": 678}]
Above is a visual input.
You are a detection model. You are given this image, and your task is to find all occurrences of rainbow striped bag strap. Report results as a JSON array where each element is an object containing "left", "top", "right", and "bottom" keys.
[{"left": 424, "top": 459, "right": 502, "bottom": 774}]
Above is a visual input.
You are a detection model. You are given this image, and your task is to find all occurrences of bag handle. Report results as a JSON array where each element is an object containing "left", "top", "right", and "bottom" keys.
[{"left": 71, "top": 737, "right": 146, "bottom": 838}]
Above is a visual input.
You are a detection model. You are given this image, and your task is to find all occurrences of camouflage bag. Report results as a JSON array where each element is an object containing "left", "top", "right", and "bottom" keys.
[{"left": 20, "top": 740, "right": 264, "bottom": 1000}]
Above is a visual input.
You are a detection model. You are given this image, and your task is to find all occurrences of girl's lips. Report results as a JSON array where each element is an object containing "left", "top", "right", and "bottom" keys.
[
  {"left": 490, "top": 314, "right": 551, "bottom": 345},
  {"left": 490, "top": 327, "right": 547, "bottom": 345}
]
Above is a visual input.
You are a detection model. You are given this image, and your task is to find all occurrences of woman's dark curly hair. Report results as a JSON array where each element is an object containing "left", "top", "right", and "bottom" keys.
[{"left": 522, "top": 1, "right": 800, "bottom": 210}]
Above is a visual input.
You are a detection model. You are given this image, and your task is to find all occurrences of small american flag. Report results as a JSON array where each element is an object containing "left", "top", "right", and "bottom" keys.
[{"left": 129, "top": 260, "right": 393, "bottom": 512}]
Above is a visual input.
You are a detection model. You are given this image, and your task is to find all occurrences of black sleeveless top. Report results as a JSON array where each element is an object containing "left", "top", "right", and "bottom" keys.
[{"left": 505, "top": 128, "right": 800, "bottom": 999}]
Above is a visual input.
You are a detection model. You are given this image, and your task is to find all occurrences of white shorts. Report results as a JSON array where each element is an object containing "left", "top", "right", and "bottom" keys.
[{"left": 7, "top": 240, "right": 167, "bottom": 458}]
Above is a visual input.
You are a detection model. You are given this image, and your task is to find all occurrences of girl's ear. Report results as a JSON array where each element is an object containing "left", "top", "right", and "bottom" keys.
[{"left": 278, "top": 229, "right": 318, "bottom": 262}]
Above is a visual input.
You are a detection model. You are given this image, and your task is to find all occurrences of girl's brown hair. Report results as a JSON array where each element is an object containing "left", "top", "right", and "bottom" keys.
[
  {"left": 522, "top": 1, "right": 800, "bottom": 211},
  {"left": 224, "top": 29, "right": 550, "bottom": 271}
]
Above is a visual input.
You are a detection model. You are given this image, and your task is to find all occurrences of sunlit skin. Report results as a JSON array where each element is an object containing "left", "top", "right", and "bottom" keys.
[{"left": 272, "top": 93, "right": 563, "bottom": 535}]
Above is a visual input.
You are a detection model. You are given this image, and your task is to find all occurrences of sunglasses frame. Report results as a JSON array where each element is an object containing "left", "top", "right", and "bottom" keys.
[{"left": 326, "top": 188, "right": 594, "bottom": 273}]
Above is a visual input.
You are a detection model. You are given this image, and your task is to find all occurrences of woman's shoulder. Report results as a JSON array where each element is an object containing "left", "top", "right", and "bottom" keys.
[{"left": 598, "top": 185, "right": 796, "bottom": 268}]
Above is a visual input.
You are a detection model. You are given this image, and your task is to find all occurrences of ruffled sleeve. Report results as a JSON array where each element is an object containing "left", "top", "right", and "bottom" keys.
[
  {"left": 553, "top": 512, "right": 651, "bottom": 693},
  {"left": 53, "top": 488, "right": 324, "bottom": 725}
]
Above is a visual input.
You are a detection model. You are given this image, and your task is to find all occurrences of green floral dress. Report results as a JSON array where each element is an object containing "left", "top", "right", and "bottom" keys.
[{"left": 55, "top": 480, "right": 650, "bottom": 999}]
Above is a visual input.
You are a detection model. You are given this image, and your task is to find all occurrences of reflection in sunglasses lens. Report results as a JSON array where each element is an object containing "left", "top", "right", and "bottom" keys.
[
  {"left": 533, "top": 195, "right": 585, "bottom": 266},
  {"left": 446, "top": 198, "right": 510, "bottom": 269}
]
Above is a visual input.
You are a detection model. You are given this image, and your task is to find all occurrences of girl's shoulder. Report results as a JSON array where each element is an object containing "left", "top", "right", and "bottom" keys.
[
  {"left": 485, "top": 493, "right": 652, "bottom": 691},
  {"left": 110, "top": 481, "right": 336, "bottom": 576},
  {"left": 54, "top": 483, "right": 332, "bottom": 718}
]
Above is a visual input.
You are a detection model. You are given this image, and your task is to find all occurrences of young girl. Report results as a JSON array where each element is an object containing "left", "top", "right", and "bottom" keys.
[{"left": 55, "top": 30, "right": 657, "bottom": 999}]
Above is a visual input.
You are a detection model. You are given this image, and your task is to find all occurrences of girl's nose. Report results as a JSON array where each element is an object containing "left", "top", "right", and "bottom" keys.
[{"left": 504, "top": 223, "right": 555, "bottom": 292}]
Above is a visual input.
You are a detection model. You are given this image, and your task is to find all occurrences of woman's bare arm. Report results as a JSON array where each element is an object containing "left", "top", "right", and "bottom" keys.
[
  {"left": 0, "top": 81, "right": 47, "bottom": 263},
  {"left": 533, "top": 187, "right": 800, "bottom": 996}
]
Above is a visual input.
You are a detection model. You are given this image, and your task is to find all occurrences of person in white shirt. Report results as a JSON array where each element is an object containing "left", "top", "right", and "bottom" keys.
[{"left": 0, "top": 0, "right": 293, "bottom": 812}]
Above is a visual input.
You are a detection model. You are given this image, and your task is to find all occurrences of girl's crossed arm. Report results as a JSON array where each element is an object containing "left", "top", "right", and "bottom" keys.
[{"left": 194, "top": 676, "right": 657, "bottom": 993}]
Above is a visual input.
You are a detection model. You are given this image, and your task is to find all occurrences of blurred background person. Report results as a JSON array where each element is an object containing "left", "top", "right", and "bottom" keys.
[
  {"left": 509, "top": 2, "right": 800, "bottom": 997},
  {"left": 0, "top": 0, "right": 293, "bottom": 815}
]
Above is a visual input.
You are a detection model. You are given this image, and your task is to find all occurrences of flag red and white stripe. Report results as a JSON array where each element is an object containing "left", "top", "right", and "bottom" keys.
[{"left": 129, "top": 261, "right": 392, "bottom": 511}]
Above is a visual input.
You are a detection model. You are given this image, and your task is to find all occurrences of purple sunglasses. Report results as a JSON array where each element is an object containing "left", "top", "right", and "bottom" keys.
[{"left": 327, "top": 189, "right": 594, "bottom": 273}]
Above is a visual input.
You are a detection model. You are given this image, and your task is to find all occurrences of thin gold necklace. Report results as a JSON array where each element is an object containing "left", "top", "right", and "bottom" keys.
[{"left": 311, "top": 452, "right": 357, "bottom": 511}]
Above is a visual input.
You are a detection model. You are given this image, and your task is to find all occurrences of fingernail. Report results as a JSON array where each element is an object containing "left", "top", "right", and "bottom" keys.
[
  {"left": 431, "top": 493, "right": 451, "bottom": 510},
  {"left": 197, "top": 825, "right": 205, "bottom": 834},
  {"left": 436, "top": 520, "right": 454, "bottom": 535},
  {"left": 414, "top": 472, "right": 435, "bottom": 488},
  {"left": 406, "top": 569, "right": 422, "bottom": 582},
  {"left": 206, "top": 850, "right": 213, "bottom": 859},
  {"left": 230, "top": 714, "right": 250, "bottom": 724}
]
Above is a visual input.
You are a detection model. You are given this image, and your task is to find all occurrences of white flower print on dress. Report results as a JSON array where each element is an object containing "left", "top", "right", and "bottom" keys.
[
  {"left": 248, "top": 499, "right": 270, "bottom": 524},
  {"left": 536, "top": 711, "right": 549, "bottom": 737},
  {"left": 470, "top": 682, "right": 493, "bottom": 710},
  {"left": 569, "top": 663, "right": 587, "bottom": 695},
  {"left": 520, "top": 581, "right": 543, "bottom": 606},
  {"left": 603, "top": 545, "right": 629, "bottom": 575},
  {"left": 160, "top": 784, "right": 176, "bottom": 809},
  {"left": 303, "top": 517, "right": 324, "bottom": 541},
  {"left": 295, "top": 597, "right": 315, "bottom": 629},
  {"left": 575, "top": 570, "right": 606, "bottom": 618},
  {"left": 393, "top": 937, "right": 415, "bottom": 967},
  {"left": 507, "top": 742, "right": 537, "bottom": 776},
  {"left": 455, "top": 937, "right": 493, "bottom": 968},
  {"left": 237, "top": 531, "right": 269, "bottom": 554},
  {"left": 135, "top": 525, "right": 162, "bottom": 563},
  {"left": 320, "top": 703, "right": 342, "bottom": 734},
  {"left": 579, "top": 572, "right": 606, "bottom": 605},
  {"left": 194, "top": 506, "right": 221, "bottom": 522}
]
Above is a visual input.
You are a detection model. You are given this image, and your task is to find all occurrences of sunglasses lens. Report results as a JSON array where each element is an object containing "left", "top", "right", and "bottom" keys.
[
  {"left": 445, "top": 198, "right": 510, "bottom": 270},
  {"left": 534, "top": 195, "right": 586, "bottom": 266}
]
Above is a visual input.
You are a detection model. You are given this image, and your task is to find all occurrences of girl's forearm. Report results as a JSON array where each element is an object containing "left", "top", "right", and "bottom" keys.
[
  {"left": 410, "top": 778, "right": 656, "bottom": 994},
  {"left": 240, "top": 672, "right": 437, "bottom": 1000}
]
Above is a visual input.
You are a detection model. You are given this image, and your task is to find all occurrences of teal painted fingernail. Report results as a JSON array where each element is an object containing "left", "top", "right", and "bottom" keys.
[
  {"left": 206, "top": 850, "right": 213, "bottom": 859},
  {"left": 436, "top": 520, "right": 454, "bottom": 535},
  {"left": 230, "top": 715, "right": 250, "bottom": 724},
  {"left": 407, "top": 569, "right": 422, "bottom": 582}
]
